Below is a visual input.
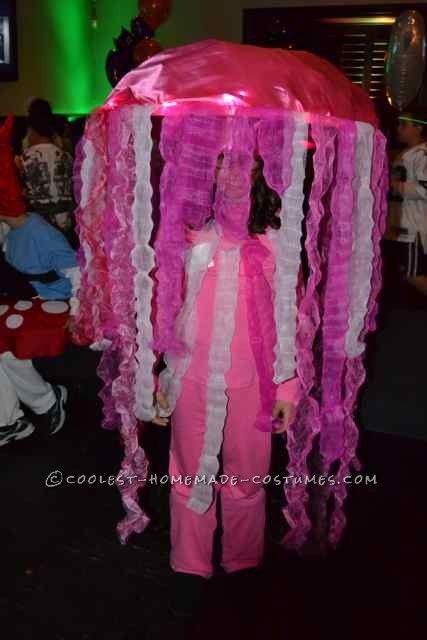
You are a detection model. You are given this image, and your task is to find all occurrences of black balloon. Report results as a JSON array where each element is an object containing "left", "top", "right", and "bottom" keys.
[
  {"left": 106, "top": 15, "right": 157, "bottom": 87},
  {"left": 114, "top": 27, "right": 135, "bottom": 51},
  {"left": 131, "top": 16, "right": 154, "bottom": 40},
  {"left": 106, "top": 49, "right": 133, "bottom": 87}
]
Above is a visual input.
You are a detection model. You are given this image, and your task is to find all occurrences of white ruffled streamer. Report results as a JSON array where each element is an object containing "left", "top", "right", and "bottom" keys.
[
  {"left": 80, "top": 137, "right": 95, "bottom": 209},
  {"left": 158, "top": 230, "right": 220, "bottom": 417},
  {"left": 271, "top": 114, "right": 308, "bottom": 383},
  {"left": 188, "top": 244, "right": 241, "bottom": 514},
  {"left": 129, "top": 105, "right": 157, "bottom": 421},
  {"left": 345, "top": 122, "right": 375, "bottom": 358},
  {"left": 78, "top": 137, "right": 96, "bottom": 288}
]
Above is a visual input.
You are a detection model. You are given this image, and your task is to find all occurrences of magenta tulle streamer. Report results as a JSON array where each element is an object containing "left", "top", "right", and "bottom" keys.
[
  {"left": 213, "top": 117, "right": 257, "bottom": 240},
  {"left": 73, "top": 111, "right": 111, "bottom": 347},
  {"left": 73, "top": 114, "right": 124, "bottom": 431},
  {"left": 326, "top": 132, "right": 388, "bottom": 547},
  {"left": 74, "top": 38, "right": 389, "bottom": 549},
  {"left": 106, "top": 109, "right": 150, "bottom": 542},
  {"left": 320, "top": 122, "right": 357, "bottom": 467},
  {"left": 317, "top": 122, "right": 358, "bottom": 545},
  {"left": 256, "top": 115, "right": 295, "bottom": 196},
  {"left": 154, "top": 115, "right": 227, "bottom": 353},
  {"left": 241, "top": 239, "right": 278, "bottom": 433},
  {"left": 282, "top": 119, "right": 338, "bottom": 549}
]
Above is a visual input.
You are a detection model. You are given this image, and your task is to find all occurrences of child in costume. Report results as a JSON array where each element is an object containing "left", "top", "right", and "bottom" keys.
[
  {"left": 73, "top": 40, "right": 388, "bottom": 622},
  {"left": 0, "top": 116, "right": 79, "bottom": 446},
  {"left": 153, "top": 156, "right": 301, "bottom": 589}
]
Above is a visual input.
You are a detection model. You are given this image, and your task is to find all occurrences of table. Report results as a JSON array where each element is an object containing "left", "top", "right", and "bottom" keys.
[{"left": 0, "top": 297, "right": 70, "bottom": 360}]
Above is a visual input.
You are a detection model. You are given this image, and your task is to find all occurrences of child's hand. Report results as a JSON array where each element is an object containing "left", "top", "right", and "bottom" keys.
[
  {"left": 272, "top": 400, "right": 295, "bottom": 434},
  {"left": 152, "top": 391, "right": 171, "bottom": 427}
]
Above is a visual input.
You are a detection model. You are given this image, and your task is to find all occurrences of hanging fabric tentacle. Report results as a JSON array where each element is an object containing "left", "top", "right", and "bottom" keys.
[
  {"left": 328, "top": 122, "right": 376, "bottom": 545},
  {"left": 158, "top": 230, "right": 220, "bottom": 416},
  {"left": 241, "top": 238, "right": 278, "bottom": 433},
  {"left": 106, "top": 107, "right": 151, "bottom": 543},
  {"left": 270, "top": 113, "right": 308, "bottom": 383},
  {"left": 73, "top": 111, "right": 110, "bottom": 346},
  {"left": 282, "top": 119, "right": 338, "bottom": 549},
  {"left": 130, "top": 105, "right": 157, "bottom": 422},
  {"left": 320, "top": 121, "right": 357, "bottom": 469},
  {"left": 187, "top": 245, "right": 241, "bottom": 514},
  {"left": 154, "top": 115, "right": 227, "bottom": 354}
]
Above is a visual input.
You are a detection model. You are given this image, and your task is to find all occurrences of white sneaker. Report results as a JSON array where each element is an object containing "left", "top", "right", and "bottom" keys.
[{"left": 0, "top": 418, "right": 35, "bottom": 447}]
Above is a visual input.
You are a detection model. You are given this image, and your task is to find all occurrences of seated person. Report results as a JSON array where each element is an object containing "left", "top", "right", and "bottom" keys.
[
  {"left": 16, "top": 98, "right": 76, "bottom": 245},
  {"left": 0, "top": 115, "right": 79, "bottom": 446}
]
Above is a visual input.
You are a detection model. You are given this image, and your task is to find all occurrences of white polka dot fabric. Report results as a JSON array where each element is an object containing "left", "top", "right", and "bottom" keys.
[
  {"left": 14, "top": 301, "right": 33, "bottom": 311},
  {"left": 6, "top": 314, "right": 24, "bottom": 329},
  {"left": 41, "top": 301, "right": 69, "bottom": 314}
]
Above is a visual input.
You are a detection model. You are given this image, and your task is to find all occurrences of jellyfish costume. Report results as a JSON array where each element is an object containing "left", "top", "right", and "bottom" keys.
[{"left": 73, "top": 40, "right": 388, "bottom": 574}]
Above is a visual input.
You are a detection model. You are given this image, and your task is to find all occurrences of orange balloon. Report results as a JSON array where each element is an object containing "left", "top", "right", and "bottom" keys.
[
  {"left": 138, "top": 0, "right": 172, "bottom": 31},
  {"left": 132, "top": 38, "right": 163, "bottom": 66}
]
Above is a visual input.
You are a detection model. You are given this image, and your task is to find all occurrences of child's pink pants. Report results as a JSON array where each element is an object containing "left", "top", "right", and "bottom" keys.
[
  {"left": 167, "top": 230, "right": 300, "bottom": 577},
  {"left": 169, "top": 376, "right": 272, "bottom": 578}
]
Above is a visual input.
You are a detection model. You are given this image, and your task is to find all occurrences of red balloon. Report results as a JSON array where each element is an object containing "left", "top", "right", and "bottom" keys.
[
  {"left": 138, "top": 0, "right": 171, "bottom": 31},
  {"left": 132, "top": 38, "right": 163, "bottom": 66}
]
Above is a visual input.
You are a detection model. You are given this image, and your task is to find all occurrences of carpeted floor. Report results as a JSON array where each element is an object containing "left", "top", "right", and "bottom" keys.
[
  {"left": 1, "top": 289, "right": 426, "bottom": 639},
  {"left": 359, "top": 290, "right": 427, "bottom": 440}
]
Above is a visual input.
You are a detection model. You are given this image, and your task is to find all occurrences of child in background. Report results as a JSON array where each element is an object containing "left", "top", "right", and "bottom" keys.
[
  {"left": 0, "top": 115, "right": 79, "bottom": 446},
  {"left": 385, "top": 112, "right": 427, "bottom": 291},
  {"left": 16, "top": 98, "right": 75, "bottom": 238}
]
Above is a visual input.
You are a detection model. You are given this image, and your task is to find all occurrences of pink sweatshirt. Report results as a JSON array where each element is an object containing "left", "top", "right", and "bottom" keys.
[{"left": 183, "top": 227, "right": 301, "bottom": 405}]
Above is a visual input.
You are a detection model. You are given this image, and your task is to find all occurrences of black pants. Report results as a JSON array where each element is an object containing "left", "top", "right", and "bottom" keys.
[{"left": 0, "top": 251, "right": 37, "bottom": 298}]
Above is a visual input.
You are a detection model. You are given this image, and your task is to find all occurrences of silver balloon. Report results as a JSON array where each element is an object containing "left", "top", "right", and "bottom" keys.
[{"left": 386, "top": 10, "right": 426, "bottom": 111}]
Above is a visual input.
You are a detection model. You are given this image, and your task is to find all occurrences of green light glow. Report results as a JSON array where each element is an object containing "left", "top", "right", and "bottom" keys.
[{"left": 45, "top": 0, "right": 94, "bottom": 114}]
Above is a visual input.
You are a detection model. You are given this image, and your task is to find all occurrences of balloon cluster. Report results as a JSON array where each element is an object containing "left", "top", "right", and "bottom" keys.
[{"left": 106, "top": 1, "right": 172, "bottom": 87}]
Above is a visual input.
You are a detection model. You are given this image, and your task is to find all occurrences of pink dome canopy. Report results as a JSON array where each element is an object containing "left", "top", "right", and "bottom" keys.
[{"left": 108, "top": 39, "right": 378, "bottom": 126}]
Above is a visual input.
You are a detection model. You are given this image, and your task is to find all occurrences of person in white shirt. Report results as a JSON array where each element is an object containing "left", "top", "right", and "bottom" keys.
[
  {"left": 385, "top": 112, "right": 427, "bottom": 289},
  {"left": 16, "top": 98, "right": 75, "bottom": 237},
  {"left": 0, "top": 115, "right": 78, "bottom": 446}
]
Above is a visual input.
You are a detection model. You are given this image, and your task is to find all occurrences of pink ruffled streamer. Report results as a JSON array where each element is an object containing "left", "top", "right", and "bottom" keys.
[
  {"left": 73, "top": 112, "right": 111, "bottom": 346},
  {"left": 154, "top": 115, "right": 227, "bottom": 354},
  {"left": 73, "top": 114, "right": 125, "bottom": 432},
  {"left": 282, "top": 120, "right": 338, "bottom": 549},
  {"left": 213, "top": 117, "right": 257, "bottom": 240},
  {"left": 319, "top": 122, "right": 357, "bottom": 466},
  {"left": 312, "top": 122, "right": 356, "bottom": 548},
  {"left": 106, "top": 108, "right": 150, "bottom": 542},
  {"left": 256, "top": 115, "right": 293, "bottom": 196},
  {"left": 328, "top": 131, "right": 388, "bottom": 547},
  {"left": 97, "top": 341, "right": 121, "bottom": 430},
  {"left": 241, "top": 239, "right": 278, "bottom": 433}
]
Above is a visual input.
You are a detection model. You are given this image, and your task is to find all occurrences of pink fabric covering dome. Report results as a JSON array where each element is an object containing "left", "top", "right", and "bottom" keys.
[{"left": 108, "top": 39, "right": 378, "bottom": 126}]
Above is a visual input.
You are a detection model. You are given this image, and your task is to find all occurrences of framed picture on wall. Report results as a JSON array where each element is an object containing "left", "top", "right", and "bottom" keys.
[{"left": 0, "top": 0, "right": 18, "bottom": 81}]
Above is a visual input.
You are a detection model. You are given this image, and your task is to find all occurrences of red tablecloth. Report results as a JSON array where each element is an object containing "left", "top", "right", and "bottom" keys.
[{"left": 0, "top": 297, "right": 70, "bottom": 359}]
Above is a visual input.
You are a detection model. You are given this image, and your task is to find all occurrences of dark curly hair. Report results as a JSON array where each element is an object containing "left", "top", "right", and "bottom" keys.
[
  {"left": 248, "top": 156, "right": 281, "bottom": 235},
  {"left": 27, "top": 98, "right": 55, "bottom": 138}
]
